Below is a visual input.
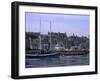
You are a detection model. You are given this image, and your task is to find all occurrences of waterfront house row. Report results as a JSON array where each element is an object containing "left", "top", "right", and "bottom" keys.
[{"left": 26, "top": 32, "right": 89, "bottom": 52}]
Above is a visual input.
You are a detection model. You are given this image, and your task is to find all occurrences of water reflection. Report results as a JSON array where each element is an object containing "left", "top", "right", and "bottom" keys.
[{"left": 26, "top": 54, "right": 89, "bottom": 68}]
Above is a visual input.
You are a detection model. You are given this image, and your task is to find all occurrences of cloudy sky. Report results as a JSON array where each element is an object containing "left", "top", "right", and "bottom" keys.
[{"left": 25, "top": 12, "right": 89, "bottom": 37}]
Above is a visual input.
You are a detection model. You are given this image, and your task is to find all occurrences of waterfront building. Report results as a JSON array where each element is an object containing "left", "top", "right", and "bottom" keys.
[{"left": 26, "top": 32, "right": 89, "bottom": 52}]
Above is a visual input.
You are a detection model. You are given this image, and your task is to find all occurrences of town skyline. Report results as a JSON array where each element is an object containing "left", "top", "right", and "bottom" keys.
[
  {"left": 25, "top": 12, "right": 89, "bottom": 37},
  {"left": 26, "top": 31, "right": 89, "bottom": 38}
]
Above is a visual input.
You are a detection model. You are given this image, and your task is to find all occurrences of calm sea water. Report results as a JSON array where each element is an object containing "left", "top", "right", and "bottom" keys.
[{"left": 25, "top": 54, "right": 89, "bottom": 68}]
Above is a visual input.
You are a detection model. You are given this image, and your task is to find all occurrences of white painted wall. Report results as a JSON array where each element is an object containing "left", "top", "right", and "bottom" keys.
[{"left": 0, "top": 0, "right": 99, "bottom": 81}]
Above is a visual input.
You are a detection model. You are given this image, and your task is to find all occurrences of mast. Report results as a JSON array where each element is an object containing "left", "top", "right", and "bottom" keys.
[
  {"left": 29, "top": 36, "right": 32, "bottom": 49},
  {"left": 39, "top": 18, "right": 42, "bottom": 52},
  {"left": 50, "top": 21, "right": 52, "bottom": 51}
]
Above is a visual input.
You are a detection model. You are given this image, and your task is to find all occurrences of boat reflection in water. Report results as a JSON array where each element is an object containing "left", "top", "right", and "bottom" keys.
[
  {"left": 26, "top": 49, "right": 89, "bottom": 68},
  {"left": 26, "top": 53, "right": 89, "bottom": 68}
]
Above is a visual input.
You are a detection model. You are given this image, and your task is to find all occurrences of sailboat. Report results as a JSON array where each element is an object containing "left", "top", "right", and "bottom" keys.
[{"left": 26, "top": 19, "right": 60, "bottom": 59}]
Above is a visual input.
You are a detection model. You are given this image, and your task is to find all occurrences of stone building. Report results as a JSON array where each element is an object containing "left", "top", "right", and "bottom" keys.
[{"left": 26, "top": 32, "right": 89, "bottom": 52}]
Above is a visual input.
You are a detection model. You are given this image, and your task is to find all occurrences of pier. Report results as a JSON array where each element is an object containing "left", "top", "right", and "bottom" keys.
[{"left": 55, "top": 50, "right": 89, "bottom": 55}]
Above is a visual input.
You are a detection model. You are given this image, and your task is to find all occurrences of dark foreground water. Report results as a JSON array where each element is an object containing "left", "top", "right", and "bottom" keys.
[{"left": 25, "top": 54, "right": 89, "bottom": 68}]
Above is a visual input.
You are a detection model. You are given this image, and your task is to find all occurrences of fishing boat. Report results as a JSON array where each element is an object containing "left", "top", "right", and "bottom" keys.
[
  {"left": 54, "top": 44, "right": 89, "bottom": 55},
  {"left": 26, "top": 19, "right": 60, "bottom": 59}
]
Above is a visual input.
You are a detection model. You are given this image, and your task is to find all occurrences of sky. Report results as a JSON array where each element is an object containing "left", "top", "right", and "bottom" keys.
[{"left": 25, "top": 12, "right": 89, "bottom": 37}]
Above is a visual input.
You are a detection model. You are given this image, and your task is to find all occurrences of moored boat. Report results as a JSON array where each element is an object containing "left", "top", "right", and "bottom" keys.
[
  {"left": 26, "top": 52, "right": 60, "bottom": 59},
  {"left": 57, "top": 50, "right": 89, "bottom": 56}
]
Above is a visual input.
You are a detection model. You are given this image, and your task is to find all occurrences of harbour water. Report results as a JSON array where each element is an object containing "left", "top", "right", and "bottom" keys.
[{"left": 26, "top": 54, "right": 89, "bottom": 68}]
